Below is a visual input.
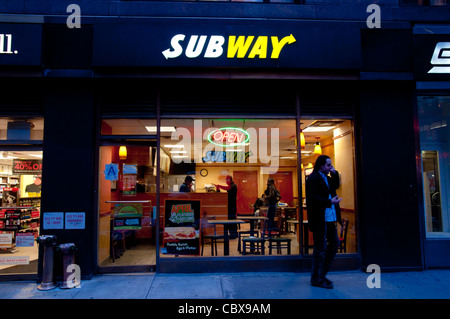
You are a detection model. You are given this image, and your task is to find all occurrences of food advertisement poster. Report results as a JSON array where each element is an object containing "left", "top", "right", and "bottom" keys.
[
  {"left": 163, "top": 200, "right": 201, "bottom": 255},
  {"left": 113, "top": 203, "right": 143, "bottom": 230}
]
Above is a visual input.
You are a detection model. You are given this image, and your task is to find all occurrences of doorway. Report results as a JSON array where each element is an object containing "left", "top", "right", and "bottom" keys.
[
  {"left": 270, "top": 172, "right": 294, "bottom": 206},
  {"left": 98, "top": 142, "right": 157, "bottom": 272},
  {"left": 233, "top": 171, "right": 258, "bottom": 215}
]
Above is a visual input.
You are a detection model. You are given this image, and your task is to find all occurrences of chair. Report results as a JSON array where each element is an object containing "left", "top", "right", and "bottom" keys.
[
  {"left": 283, "top": 207, "right": 297, "bottom": 233},
  {"left": 338, "top": 219, "right": 349, "bottom": 253},
  {"left": 237, "top": 218, "right": 259, "bottom": 252},
  {"left": 201, "top": 216, "right": 224, "bottom": 256},
  {"left": 264, "top": 216, "right": 292, "bottom": 255},
  {"left": 242, "top": 236, "right": 265, "bottom": 255},
  {"left": 110, "top": 219, "right": 124, "bottom": 262}
]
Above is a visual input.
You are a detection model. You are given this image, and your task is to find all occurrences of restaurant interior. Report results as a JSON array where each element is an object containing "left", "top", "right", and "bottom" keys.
[{"left": 98, "top": 118, "right": 356, "bottom": 268}]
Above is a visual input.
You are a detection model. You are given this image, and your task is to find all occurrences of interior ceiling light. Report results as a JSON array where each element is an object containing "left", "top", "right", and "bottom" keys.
[
  {"left": 300, "top": 123, "right": 305, "bottom": 150},
  {"left": 145, "top": 126, "right": 176, "bottom": 133},
  {"left": 303, "top": 120, "right": 344, "bottom": 132},
  {"left": 164, "top": 144, "right": 184, "bottom": 148},
  {"left": 119, "top": 146, "right": 127, "bottom": 160},
  {"left": 303, "top": 126, "right": 335, "bottom": 132},
  {"left": 313, "top": 138, "right": 322, "bottom": 155}
]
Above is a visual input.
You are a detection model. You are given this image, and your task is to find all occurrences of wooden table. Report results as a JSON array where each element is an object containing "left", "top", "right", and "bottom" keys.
[{"left": 208, "top": 219, "right": 245, "bottom": 256}]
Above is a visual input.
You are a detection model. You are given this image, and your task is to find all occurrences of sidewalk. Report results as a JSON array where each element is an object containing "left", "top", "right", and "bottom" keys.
[{"left": 1, "top": 269, "right": 450, "bottom": 299}]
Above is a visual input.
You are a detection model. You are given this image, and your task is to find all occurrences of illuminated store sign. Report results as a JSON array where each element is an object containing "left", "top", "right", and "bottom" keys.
[
  {"left": 0, "top": 24, "right": 42, "bottom": 66},
  {"left": 162, "top": 34, "right": 296, "bottom": 60},
  {"left": 428, "top": 42, "right": 450, "bottom": 74},
  {"left": 413, "top": 26, "right": 450, "bottom": 81},
  {"left": 202, "top": 150, "right": 252, "bottom": 163},
  {"left": 0, "top": 34, "right": 16, "bottom": 55},
  {"left": 207, "top": 127, "right": 250, "bottom": 147},
  {"left": 94, "top": 20, "right": 361, "bottom": 68}
]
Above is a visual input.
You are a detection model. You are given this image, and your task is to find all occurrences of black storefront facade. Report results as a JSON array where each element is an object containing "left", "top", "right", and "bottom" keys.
[{"left": 1, "top": 15, "right": 447, "bottom": 281}]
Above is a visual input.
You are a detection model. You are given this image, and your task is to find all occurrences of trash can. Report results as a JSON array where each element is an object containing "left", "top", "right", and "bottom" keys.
[
  {"left": 57, "top": 243, "right": 79, "bottom": 289},
  {"left": 36, "top": 235, "right": 58, "bottom": 291}
]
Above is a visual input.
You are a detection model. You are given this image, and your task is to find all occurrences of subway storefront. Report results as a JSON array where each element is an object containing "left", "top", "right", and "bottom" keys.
[{"left": 0, "top": 17, "right": 430, "bottom": 281}]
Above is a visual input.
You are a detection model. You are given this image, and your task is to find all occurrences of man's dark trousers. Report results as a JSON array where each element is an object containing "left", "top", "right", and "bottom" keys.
[{"left": 311, "top": 222, "right": 339, "bottom": 283}]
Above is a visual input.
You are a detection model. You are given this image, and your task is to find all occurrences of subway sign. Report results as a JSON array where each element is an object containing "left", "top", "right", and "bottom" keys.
[
  {"left": 414, "top": 25, "right": 450, "bottom": 81},
  {"left": 93, "top": 19, "right": 362, "bottom": 69},
  {"left": 162, "top": 34, "right": 296, "bottom": 60}
]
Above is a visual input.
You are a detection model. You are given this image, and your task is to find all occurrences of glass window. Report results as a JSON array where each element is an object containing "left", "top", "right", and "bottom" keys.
[
  {"left": 101, "top": 119, "right": 158, "bottom": 135},
  {"left": 159, "top": 118, "right": 300, "bottom": 257},
  {"left": 97, "top": 117, "right": 357, "bottom": 264},
  {"left": 0, "top": 119, "right": 44, "bottom": 141},
  {"left": 418, "top": 96, "right": 450, "bottom": 237},
  {"left": 300, "top": 119, "right": 356, "bottom": 254},
  {"left": 0, "top": 149, "right": 42, "bottom": 275}
]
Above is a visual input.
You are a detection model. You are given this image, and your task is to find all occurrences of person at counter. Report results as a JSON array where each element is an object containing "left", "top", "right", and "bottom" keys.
[
  {"left": 214, "top": 175, "right": 238, "bottom": 238},
  {"left": 179, "top": 175, "right": 194, "bottom": 192}
]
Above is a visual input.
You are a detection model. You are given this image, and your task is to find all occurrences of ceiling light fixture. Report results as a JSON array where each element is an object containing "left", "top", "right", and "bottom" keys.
[
  {"left": 303, "top": 126, "right": 335, "bottom": 132},
  {"left": 300, "top": 123, "right": 305, "bottom": 150},
  {"left": 313, "top": 138, "right": 322, "bottom": 155},
  {"left": 145, "top": 126, "right": 176, "bottom": 133},
  {"left": 119, "top": 146, "right": 127, "bottom": 160}
]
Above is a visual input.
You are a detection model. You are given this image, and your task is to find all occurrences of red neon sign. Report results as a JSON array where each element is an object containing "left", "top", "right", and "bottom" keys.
[
  {"left": 213, "top": 131, "right": 244, "bottom": 143},
  {"left": 207, "top": 127, "right": 250, "bottom": 147}
]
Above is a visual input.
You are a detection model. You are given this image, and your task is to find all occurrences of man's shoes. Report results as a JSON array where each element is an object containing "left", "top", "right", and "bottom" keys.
[
  {"left": 311, "top": 279, "right": 333, "bottom": 289},
  {"left": 323, "top": 277, "right": 334, "bottom": 288}
]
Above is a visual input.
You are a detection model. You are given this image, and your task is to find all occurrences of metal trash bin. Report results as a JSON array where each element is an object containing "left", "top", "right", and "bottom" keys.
[
  {"left": 36, "top": 235, "right": 58, "bottom": 291},
  {"left": 56, "top": 243, "right": 79, "bottom": 289}
]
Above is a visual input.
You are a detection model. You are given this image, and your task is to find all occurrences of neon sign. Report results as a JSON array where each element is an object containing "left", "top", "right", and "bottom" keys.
[{"left": 207, "top": 127, "right": 250, "bottom": 147}]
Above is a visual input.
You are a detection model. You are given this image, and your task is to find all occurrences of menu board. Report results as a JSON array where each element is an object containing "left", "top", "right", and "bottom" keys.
[
  {"left": 113, "top": 203, "right": 143, "bottom": 230},
  {"left": 163, "top": 199, "right": 201, "bottom": 255}
]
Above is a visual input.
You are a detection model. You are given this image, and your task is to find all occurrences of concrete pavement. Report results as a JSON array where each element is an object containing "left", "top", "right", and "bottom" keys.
[{"left": 1, "top": 269, "right": 450, "bottom": 299}]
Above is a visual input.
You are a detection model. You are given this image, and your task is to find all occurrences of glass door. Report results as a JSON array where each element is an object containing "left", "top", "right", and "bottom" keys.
[{"left": 422, "top": 151, "right": 443, "bottom": 232}]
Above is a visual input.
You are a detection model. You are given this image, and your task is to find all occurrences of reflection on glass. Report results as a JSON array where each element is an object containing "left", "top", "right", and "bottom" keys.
[
  {"left": 98, "top": 145, "right": 156, "bottom": 267},
  {"left": 301, "top": 119, "right": 356, "bottom": 254},
  {"left": 418, "top": 96, "right": 450, "bottom": 237},
  {"left": 0, "top": 150, "right": 43, "bottom": 275}
]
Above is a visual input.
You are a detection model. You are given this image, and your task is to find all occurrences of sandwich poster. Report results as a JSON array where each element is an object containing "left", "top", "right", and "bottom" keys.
[{"left": 163, "top": 199, "right": 201, "bottom": 255}]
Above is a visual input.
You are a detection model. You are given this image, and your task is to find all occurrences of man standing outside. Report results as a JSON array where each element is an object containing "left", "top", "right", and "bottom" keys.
[{"left": 306, "top": 155, "right": 342, "bottom": 289}]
